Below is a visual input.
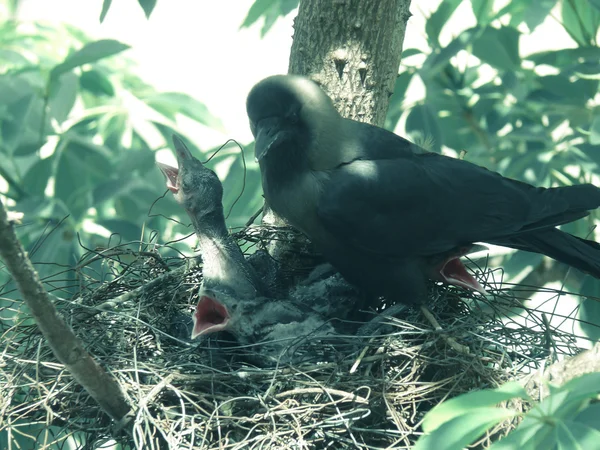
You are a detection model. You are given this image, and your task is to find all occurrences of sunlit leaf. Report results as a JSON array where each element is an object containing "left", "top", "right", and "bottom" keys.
[
  {"left": 50, "top": 39, "right": 130, "bottom": 81},
  {"left": 426, "top": 0, "right": 462, "bottom": 45},
  {"left": 561, "top": 0, "right": 600, "bottom": 46},
  {"left": 422, "top": 28, "right": 478, "bottom": 76},
  {"left": 527, "top": 47, "right": 600, "bottom": 68},
  {"left": 523, "top": 0, "right": 557, "bottom": 32},
  {"left": 49, "top": 72, "right": 78, "bottom": 123},
  {"left": 280, "top": 0, "right": 298, "bottom": 15},
  {"left": 99, "top": 0, "right": 112, "bottom": 22},
  {"left": 138, "top": 0, "right": 157, "bottom": 19},
  {"left": 422, "top": 382, "right": 526, "bottom": 432},
  {"left": 529, "top": 75, "right": 598, "bottom": 106},
  {"left": 401, "top": 48, "right": 423, "bottom": 58},
  {"left": 415, "top": 408, "right": 517, "bottom": 450},
  {"left": 2, "top": 92, "right": 34, "bottom": 153},
  {"left": 55, "top": 137, "right": 113, "bottom": 220},
  {"left": 146, "top": 92, "right": 224, "bottom": 131},
  {"left": 472, "top": 26, "right": 521, "bottom": 71},
  {"left": 80, "top": 69, "right": 114, "bottom": 96},
  {"left": 556, "top": 421, "right": 600, "bottom": 450},
  {"left": 405, "top": 103, "right": 442, "bottom": 153},
  {"left": 590, "top": 115, "right": 600, "bottom": 145},
  {"left": 487, "top": 423, "right": 545, "bottom": 449},
  {"left": 240, "top": 0, "right": 277, "bottom": 29},
  {"left": 471, "top": 0, "right": 494, "bottom": 25},
  {"left": 559, "top": 372, "right": 600, "bottom": 403},
  {"left": 95, "top": 218, "right": 142, "bottom": 242},
  {"left": 23, "top": 155, "right": 54, "bottom": 196},
  {"left": 574, "top": 403, "right": 600, "bottom": 430}
]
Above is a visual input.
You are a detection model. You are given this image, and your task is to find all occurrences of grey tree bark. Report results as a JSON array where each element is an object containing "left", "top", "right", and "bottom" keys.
[{"left": 261, "top": 0, "right": 412, "bottom": 286}]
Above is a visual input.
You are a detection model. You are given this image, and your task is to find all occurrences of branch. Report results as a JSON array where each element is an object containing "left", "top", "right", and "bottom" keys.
[{"left": 0, "top": 198, "right": 131, "bottom": 424}]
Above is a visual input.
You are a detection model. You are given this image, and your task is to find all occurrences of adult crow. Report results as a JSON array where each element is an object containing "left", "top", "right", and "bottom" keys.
[{"left": 247, "top": 74, "right": 600, "bottom": 305}]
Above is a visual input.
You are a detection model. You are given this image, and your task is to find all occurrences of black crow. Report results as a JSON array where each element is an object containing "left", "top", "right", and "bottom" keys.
[{"left": 247, "top": 74, "right": 600, "bottom": 305}]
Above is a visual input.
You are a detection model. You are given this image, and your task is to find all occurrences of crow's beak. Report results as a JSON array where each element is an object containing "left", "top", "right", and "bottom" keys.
[
  {"left": 254, "top": 117, "right": 287, "bottom": 162},
  {"left": 156, "top": 162, "right": 179, "bottom": 194},
  {"left": 191, "top": 294, "right": 231, "bottom": 338},
  {"left": 172, "top": 134, "right": 194, "bottom": 165}
]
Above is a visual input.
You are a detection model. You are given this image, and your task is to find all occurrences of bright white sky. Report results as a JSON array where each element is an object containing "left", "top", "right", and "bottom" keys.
[{"left": 16, "top": 0, "right": 572, "bottom": 152}]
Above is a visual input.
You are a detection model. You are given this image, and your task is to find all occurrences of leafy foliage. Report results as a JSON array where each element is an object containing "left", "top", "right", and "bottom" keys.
[
  {"left": 391, "top": 0, "right": 600, "bottom": 291},
  {"left": 100, "top": 0, "right": 157, "bottom": 22},
  {"left": 240, "top": 0, "right": 298, "bottom": 36},
  {"left": 415, "top": 373, "right": 600, "bottom": 450},
  {"left": 0, "top": 11, "right": 258, "bottom": 294}
]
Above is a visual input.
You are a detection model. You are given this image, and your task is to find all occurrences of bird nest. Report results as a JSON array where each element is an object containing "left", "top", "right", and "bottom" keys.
[{"left": 0, "top": 225, "right": 586, "bottom": 449}]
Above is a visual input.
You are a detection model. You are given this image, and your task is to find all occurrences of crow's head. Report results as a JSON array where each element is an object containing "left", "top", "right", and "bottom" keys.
[
  {"left": 246, "top": 75, "right": 340, "bottom": 165},
  {"left": 157, "top": 135, "right": 224, "bottom": 222}
]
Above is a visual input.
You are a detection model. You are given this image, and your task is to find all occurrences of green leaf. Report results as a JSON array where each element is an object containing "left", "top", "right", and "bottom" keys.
[
  {"left": 472, "top": 26, "right": 521, "bottom": 71},
  {"left": 0, "top": 49, "right": 30, "bottom": 66},
  {"left": 115, "top": 146, "right": 156, "bottom": 175},
  {"left": 401, "top": 48, "right": 423, "bottom": 58},
  {"left": 49, "top": 72, "right": 78, "bottom": 123},
  {"left": 93, "top": 177, "right": 138, "bottom": 205},
  {"left": 13, "top": 141, "right": 42, "bottom": 156},
  {"left": 574, "top": 403, "right": 600, "bottom": 430},
  {"left": 422, "top": 28, "right": 478, "bottom": 75},
  {"left": 2, "top": 92, "right": 34, "bottom": 153},
  {"left": 50, "top": 39, "right": 130, "bottom": 81},
  {"left": 415, "top": 407, "right": 517, "bottom": 450},
  {"left": 471, "top": 0, "right": 494, "bottom": 25},
  {"left": 32, "top": 225, "right": 79, "bottom": 285},
  {"left": 527, "top": 47, "right": 600, "bottom": 67},
  {"left": 80, "top": 70, "right": 114, "bottom": 97},
  {"left": 559, "top": 372, "right": 600, "bottom": 404},
  {"left": 556, "top": 421, "right": 600, "bottom": 449},
  {"left": 55, "top": 136, "right": 113, "bottom": 220},
  {"left": 591, "top": 116, "right": 600, "bottom": 145},
  {"left": 385, "top": 71, "right": 414, "bottom": 130},
  {"left": 99, "top": 0, "right": 112, "bottom": 22},
  {"left": 488, "top": 423, "right": 546, "bottom": 450},
  {"left": 426, "top": 0, "right": 462, "bottom": 45},
  {"left": 578, "top": 277, "right": 600, "bottom": 341},
  {"left": 405, "top": 103, "right": 442, "bottom": 153},
  {"left": 138, "top": 0, "right": 157, "bottom": 19},
  {"left": 96, "top": 219, "right": 142, "bottom": 242},
  {"left": 240, "top": 0, "right": 278, "bottom": 29},
  {"left": 147, "top": 92, "right": 224, "bottom": 131},
  {"left": 280, "top": 0, "right": 298, "bottom": 16},
  {"left": 221, "top": 153, "right": 263, "bottom": 228},
  {"left": 529, "top": 75, "right": 598, "bottom": 106},
  {"left": 23, "top": 155, "right": 54, "bottom": 197},
  {"left": 561, "top": 0, "right": 600, "bottom": 46},
  {"left": 422, "top": 382, "right": 526, "bottom": 432},
  {"left": 524, "top": 0, "right": 557, "bottom": 32}
]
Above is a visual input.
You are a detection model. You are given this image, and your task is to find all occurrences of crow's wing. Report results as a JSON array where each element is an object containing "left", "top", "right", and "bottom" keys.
[{"left": 317, "top": 153, "right": 597, "bottom": 257}]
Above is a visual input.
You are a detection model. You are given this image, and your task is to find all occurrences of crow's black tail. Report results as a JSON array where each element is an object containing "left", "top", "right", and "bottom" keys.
[{"left": 494, "top": 228, "right": 600, "bottom": 278}]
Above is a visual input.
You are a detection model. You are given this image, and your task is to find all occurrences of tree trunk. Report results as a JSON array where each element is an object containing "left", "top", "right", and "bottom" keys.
[
  {"left": 289, "top": 0, "right": 411, "bottom": 127},
  {"left": 261, "top": 0, "right": 412, "bottom": 284}
]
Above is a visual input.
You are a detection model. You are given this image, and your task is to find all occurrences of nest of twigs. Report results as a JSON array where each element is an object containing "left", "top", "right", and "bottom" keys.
[{"left": 0, "top": 225, "right": 587, "bottom": 449}]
